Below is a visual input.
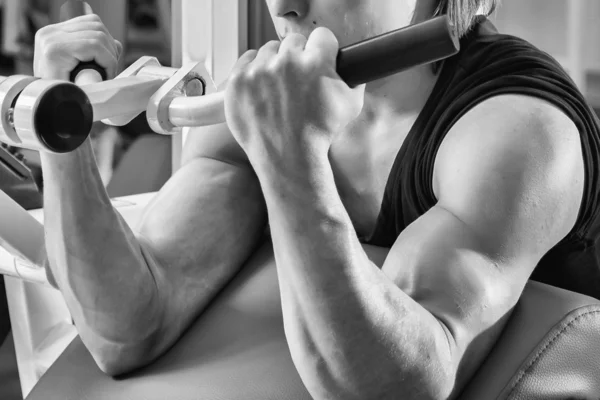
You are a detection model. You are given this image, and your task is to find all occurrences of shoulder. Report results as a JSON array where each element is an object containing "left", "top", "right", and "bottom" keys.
[
  {"left": 433, "top": 94, "right": 585, "bottom": 255},
  {"left": 434, "top": 94, "right": 583, "bottom": 192}
]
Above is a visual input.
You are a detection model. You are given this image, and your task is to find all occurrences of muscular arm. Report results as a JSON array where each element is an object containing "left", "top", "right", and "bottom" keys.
[
  {"left": 42, "top": 123, "right": 266, "bottom": 375},
  {"left": 258, "top": 95, "right": 584, "bottom": 399}
]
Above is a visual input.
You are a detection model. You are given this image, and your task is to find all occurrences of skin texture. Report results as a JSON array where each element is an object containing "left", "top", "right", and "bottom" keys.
[
  {"left": 225, "top": 1, "right": 585, "bottom": 399},
  {"left": 35, "top": 15, "right": 268, "bottom": 374},
  {"left": 33, "top": 2, "right": 585, "bottom": 399}
]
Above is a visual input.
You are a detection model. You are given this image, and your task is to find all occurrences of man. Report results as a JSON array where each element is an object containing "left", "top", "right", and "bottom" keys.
[{"left": 33, "top": 0, "right": 599, "bottom": 399}]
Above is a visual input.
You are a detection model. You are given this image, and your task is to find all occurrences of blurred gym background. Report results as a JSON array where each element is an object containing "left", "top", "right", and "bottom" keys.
[{"left": 1, "top": 1, "right": 599, "bottom": 399}]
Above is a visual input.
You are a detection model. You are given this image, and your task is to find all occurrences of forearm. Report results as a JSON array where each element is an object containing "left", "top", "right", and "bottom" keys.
[
  {"left": 40, "top": 138, "right": 162, "bottom": 354},
  {"left": 258, "top": 161, "right": 453, "bottom": 399}
]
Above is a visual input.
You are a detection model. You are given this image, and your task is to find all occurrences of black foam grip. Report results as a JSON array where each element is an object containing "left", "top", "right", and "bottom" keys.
[
  {"left": 35, "top": 83, "right": 94, "bottom": 153},
  {"left": 60, "top": 0, "right": 107, "bottom": 83},
  {"left": 69, "top": 62, "right": 108, "bottom": 83},
  {"left": 336, "top": 16, "right": 460, "bottom": 88}
]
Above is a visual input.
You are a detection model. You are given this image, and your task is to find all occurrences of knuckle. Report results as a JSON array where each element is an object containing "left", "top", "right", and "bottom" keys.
[
  {"left": 278, "top": 51, "right": 295, "bottom": 63},
  {"left": 87, "top": 13, "right": 102, "bottom": 22},
  {"left": 244, "top": 49, "right": 258, "bottom": 58},
  {"left": 35, "top": 26, "right": 54, "bottom": 46},
  {"left": 229, "top": 70, "right": 247, "bottom": 88},
  {"left": 229, "top": 70, "right": 241, "bottom": 84},
  {"left": 242, "top": 49, "right": 258, "bottom": 64},
  {"left": 90, "top": 30, "right": 105, "bottom": 41},
  {"left": 42, "top": 41, "right": 60, "bottom": 58},
  {"left": 90, "top": 21, "right": 106, "bottom": 32},
  {"left": 304, "top": 53, "right": 323, "bottom": 68},
  {"left": 271, "top": 54, "right": 295, "bottom": 72},
  {"left": 246, "top": 67, "right": 264, "bottom": 81},
  {"left": 260, "top": 40, "right": 280, "bottom": 54},
  {"left": 266, "top": 59, "right": 280, "bottom": 74},
  {"left": 35, "top": 26, "right": 48, "bottom": 41}
]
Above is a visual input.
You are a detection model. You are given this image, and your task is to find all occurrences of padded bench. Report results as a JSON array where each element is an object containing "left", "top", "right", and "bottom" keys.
[{"left": 24, "top": 239, "right": 600, "bottom": 399}]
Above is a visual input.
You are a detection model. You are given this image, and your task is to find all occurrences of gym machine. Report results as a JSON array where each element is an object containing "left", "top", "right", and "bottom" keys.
[
  {"left": 0, "top": 1, "right": 460, "bottom": 395},
  {"left": 0, "top": 16, "right": 459, "bottom": 154},
  {"left": 2, "top": 1, "right": 600, "bottom": 399},
  {"left": 0, "top": 0, "right": 461, "bottom": 280}
]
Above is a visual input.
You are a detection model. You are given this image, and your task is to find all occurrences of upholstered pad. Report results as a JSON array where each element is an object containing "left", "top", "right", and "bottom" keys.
[
  {"left": 26, "top": 240, "right": 600, "bottom": 400},
  {"left": 27, "top": 240, "right": 312, "bottom": 400},
  {"left": 459, "top": 277, "right": 600, "bottom": 399}
]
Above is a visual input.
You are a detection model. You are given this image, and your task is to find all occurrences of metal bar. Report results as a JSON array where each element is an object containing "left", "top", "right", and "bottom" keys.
[
  {"left": 82, "top": 76, "right": 166, "bottom": 123},
  {"left": 79, "top": 65, "right": 178, "bottom": 124},
  {"left": 171, "top": 0, "right": 184, "bottom": 174},
  {"left": 169, "top": 91, "right": 225, "bottom": 127}
]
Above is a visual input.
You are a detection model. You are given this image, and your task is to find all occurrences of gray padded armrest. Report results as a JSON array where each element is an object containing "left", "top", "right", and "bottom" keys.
[
  {"left": 27, "top": 241, "right": 600, "bottom": 400},
  {"left": 27, "top": 241, "right": 313, "bottom": 400},
  {"left": 459, "top": 280, "right": 600, "bottom": 399}
]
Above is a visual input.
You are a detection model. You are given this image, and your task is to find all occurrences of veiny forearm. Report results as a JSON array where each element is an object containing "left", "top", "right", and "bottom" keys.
[
  {"left": 40, "top": 138, "right": 161, "bottom": 351},
  {"left": 257, "top": 161, "right": 453, "bottom": 400}
]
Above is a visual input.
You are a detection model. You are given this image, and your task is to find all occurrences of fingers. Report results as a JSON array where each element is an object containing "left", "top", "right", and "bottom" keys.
[
  {"left": 230, "top": 49, "right": 258, "bottom": 77},
  {"left": 34, "top": 13, "right": 123, "bottom": 80},
  {"left": 305, "top": 27, "right": 339, "bottom": 66},
  {"left": 278, "top": 33, "right": 307, "bottom": 55},
  {"left": 59, "top": 19, "right": 109, "bottom": 36},
  {"left": 56, "top": 13, "right": 102, "bottom": 25},
  {"left": 58, "top": 16, "right": 121, "bottom": 59},
  {"left": 229, "top": 28, "right": 337, "bottom": 84},
  {"left": 114, "top": 40, "right": 123, "bottom": 60},
  {"left": 60, "top": 24, "right": 119, "bottom": 52},
  {"left": 67, "top": 30, "right": 119, "bottom": 60},
  {"left": 64, "top": 35, "right": 119, "bottom": 77},
  {"left": 253, "top": 40, "right": 281, "bottom": 65},
  {"left": 44, "top": 14, "right": 121, "bottom": 68},
  {"left": 231, "top": 40, "right": 280, "bottom": 78}
]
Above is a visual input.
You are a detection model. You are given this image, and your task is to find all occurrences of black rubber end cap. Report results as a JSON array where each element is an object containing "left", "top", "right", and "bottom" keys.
[{"left": 34, "top": 83, "right": 93, "bottom": 153}]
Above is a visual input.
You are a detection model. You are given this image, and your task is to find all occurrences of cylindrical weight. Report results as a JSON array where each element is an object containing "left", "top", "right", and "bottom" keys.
[
  {"left": 0, "top": 75, "right": 39, "bottom": 146},
  {"left": 13, "top": 79, "right": 93, "bottom": 153}
]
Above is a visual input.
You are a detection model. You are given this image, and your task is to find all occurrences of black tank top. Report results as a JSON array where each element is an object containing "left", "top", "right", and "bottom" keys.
[{"left": 365, "top": 16, "right": 600, "bottom": 300}]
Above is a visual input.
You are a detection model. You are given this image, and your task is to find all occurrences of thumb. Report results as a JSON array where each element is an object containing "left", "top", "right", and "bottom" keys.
[
  {"left": 114, "top": 40, "right": 124, "bottom": 60},
  {"left": 305, "top": 27, "right": 339, "bottom": 67}
]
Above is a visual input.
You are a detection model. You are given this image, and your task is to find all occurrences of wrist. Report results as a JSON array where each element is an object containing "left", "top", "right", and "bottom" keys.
[
  {"left": 251, "top": 134, "right": 330, "bottom": 174},
  {"left": 258, "top": 153, "right": 337, "bottom": 210},
  {"left": 257, "top": 145, "right": 330, "bottom": 182}
]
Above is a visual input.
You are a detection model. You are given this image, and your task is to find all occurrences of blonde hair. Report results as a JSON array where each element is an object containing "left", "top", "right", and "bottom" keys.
[{"left": 432, "top": 0, "right": 500, "bottom": 37}]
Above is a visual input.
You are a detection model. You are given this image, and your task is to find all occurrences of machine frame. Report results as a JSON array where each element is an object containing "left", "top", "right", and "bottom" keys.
[{"left": 1, "top": 1, "right": 249, "bottom": 397}]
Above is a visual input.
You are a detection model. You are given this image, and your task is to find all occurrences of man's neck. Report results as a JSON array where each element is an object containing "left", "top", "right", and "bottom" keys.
[
  {"left": 371, "top": 64, "right": 438, "bottom": 113},
  {"left": 351, "top": 64, "right": 440, "bottom": 131}
]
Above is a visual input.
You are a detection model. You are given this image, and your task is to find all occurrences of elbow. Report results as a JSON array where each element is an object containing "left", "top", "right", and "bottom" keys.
[
  {"left": 364, "top": 340, "right": 457, "bottom": 400},
  {"left": 95, "top": 357, "right": 134, "bottom": 378},
  {"left": 90, "top": 340, "right": 160, "bottom": 377},
  {"left": 420, "top": 327, "right": 457, "bottom": 400},
  {"left": 363, "top": 368, "right": 455, "bottom": 400},
  {"left": 81, "top": 327, "right": 167, "bottom": 377},
  {"left": 421, "top": 349, "right": 457, "bottom": 400},
  {"left": 319, "top": 351, "right": 456, "bottom": 400}
]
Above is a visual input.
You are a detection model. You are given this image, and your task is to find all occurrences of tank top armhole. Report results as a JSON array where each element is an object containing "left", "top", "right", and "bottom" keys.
[{"left": 426, "top": 85, "right": 596, "bottom": 243}]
